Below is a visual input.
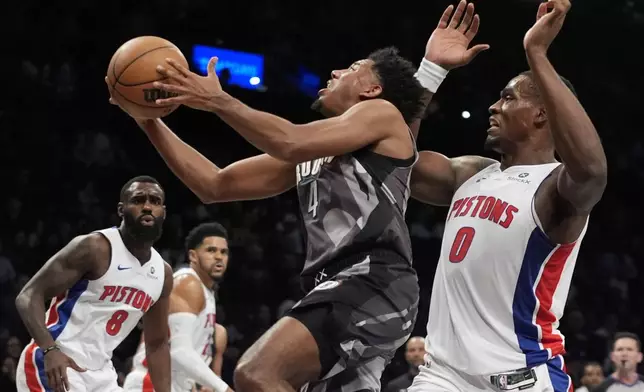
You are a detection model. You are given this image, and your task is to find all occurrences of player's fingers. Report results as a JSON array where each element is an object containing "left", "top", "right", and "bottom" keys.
[
  {"left": 464, "top": 44, "right": 490, "bottom": 62},
  {"left": 165, "top": 58, "right": 191, "bottom": 78},
  {"left": 49, "top": 367, "right": 63, "bottom": 392},
  {"left": 207, "top": 57, "right": 218, "bottom": 77},
  {"left": 465, "top": 14, "right": 481, "bottom": 40},
  {"left": 155, "top": 95, "right": 188, "bottom": 106},
  {"left": 156, "top": 65, "right": 185, "bottom": 84},
  {"left": 69, "top": 358, "right": 86, "bottom": 373},
  {"left": 458, "top": 2, "right": 475, "bottom": 33},
  {"left": 61, "top": 367, "right": 70, "bottom": 391},
  {"left": 536, "top": 2, "right": 550, "bottom": 20},
  {"left": 437, "top": 4, "right": 454, "bottom": 29},
  {"left": 152, "top": 81, "right": 188, "bottom": 95},
  {"left": 448, "top": 0, "right": 467, "bottom": 29}
]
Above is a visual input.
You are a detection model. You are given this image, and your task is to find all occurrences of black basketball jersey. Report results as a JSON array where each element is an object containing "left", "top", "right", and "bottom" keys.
[{"left": 295, "top": 146, "right": 416, "bottom": 276}]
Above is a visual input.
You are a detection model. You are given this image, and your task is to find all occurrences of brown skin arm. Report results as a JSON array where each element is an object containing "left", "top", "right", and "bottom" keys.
[
  {"left": 142, "top": 262, "right": 174, "bottom": 392},
  {"left": 411, "top": 151, "right": 497, "bottom": 206},
  {"left": 528, "top": 53, "right": 607, "bottom": 243},
  {"left": 212, "top": 323, "right": 228, "bottom": 376},
  {"left": 15, "top": 233, "right": 108, "bottom": 350},
  {"left": 139, "top": 119, "right": 296, "bottom": 204},
  {"left": 205, "top": 96, "right": 413, "bottom": 163},
  {"left": 168, "top": 274, "right": 206, "bottom": 315}
]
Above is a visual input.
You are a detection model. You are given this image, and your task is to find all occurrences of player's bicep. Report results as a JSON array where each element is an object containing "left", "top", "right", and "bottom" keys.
[
  {"left": 211, "top": 154, "right": 296, "bottom": 202},
  {"left": 288, "top": 100, "right": 401, "bottom": 162},
  {"left": 556, "top": 164, "right": 607, "bottom": 212},
  {"left": 410, "top": 151, "right": 457, "bottom": 206},
  {"left": 168, "top": 275, "right": 205, "bottom": 315},
  {"left": 19, "top": 234, "right": 106, "bottom": 300}
]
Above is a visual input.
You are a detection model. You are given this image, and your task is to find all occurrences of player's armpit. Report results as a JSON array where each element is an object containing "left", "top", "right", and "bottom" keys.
[
  {"left": 15, "top": 233, "right": 108, "bottom": 349},
  {"left": 411, "top": 152, "right": 495, "bottom": 206},
  {"left": 556, "top": 165, "right": 607, "bottom": 213},
  {"left": 209, "top": 154, "right": 297, "bottom": 203},
  {"left": 168, "top": 274, "right": 206, "bottom": 315}
]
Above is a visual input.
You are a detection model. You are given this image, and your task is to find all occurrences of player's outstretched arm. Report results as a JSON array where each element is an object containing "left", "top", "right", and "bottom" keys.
[
  {"left": 524, "top": 0, "right": 607, "bottom": 212},
  {"left": 15, "top": 234, "right": 107, "bottom": 390},
  {"left": 411, "top": 152, "right": 496, "bottom": 206},
  {"left": 142, "top": 262, "right": 174, "bottom": 392},
  {"left": 137, "top": 119, "right": 296, "bottom": 204},
  {"left": 166, "top": 274, "right": 233, "bottom": 392},
  {"left": 410, "top": 0, "right": 489, "bottom": 138},
  {"left": 212, "top": 323, "right": 228, "bottom": 377}
]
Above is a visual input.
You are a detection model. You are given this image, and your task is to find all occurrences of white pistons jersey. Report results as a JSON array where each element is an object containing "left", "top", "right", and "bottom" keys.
[
  {"left": 128, "top": 267, "right": 217, "bottom": 391},
  {"left": 44, "top": 227, "right": 166, "bottom": 370},
  {"left": 425, "top": 162, "right": 587, "bottom": 375}
]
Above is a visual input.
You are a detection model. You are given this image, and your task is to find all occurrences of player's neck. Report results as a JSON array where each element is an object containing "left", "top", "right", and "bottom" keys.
[
  {"left": 118, "top": 227, "right": 152, "bottom": 264},
  {"left": 500, "top": 148, "right": 556, "bottom": 170},
  {"left": 191, "top": 264, "right": 215, "bottom": 289}
]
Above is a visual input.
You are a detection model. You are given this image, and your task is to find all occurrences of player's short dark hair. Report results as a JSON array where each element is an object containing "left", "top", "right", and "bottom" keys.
[
  {"left": 613, "top": 331, "right": 641, "bottom": 351},
  {"left": 120, "top": 175, "right": 163, "bottom": 201},
  {"left": 519, "top": 70, "right": 578, "bottom": 98},
  {"left": 184, "top": 222, "right": 229, "bottom": 253},
  {"left": 368, "top": 47, "right": 427, "bottom": 124}
]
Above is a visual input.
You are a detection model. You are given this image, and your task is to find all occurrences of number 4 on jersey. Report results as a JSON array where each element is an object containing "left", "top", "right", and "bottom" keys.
[
  {"left": 308, "top": 181, "right": 319, "bottom": 218},
  {"left": 449, "top": 227, "right": 476, "bottom": 263}
]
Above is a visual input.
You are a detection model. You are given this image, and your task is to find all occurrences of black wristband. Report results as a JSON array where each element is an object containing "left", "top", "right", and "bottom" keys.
[{"left": 42, "top": 345, "right": 60, "bottom": 356}]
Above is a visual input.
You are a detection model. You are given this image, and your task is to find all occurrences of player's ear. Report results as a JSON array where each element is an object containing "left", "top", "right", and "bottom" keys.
[
  {"left": 117, "top": 202, "right": 124, "bottom": 218},
  {"left": 359, "top": 83, "right": 382, "bottom": 100},
  {"left": 187, "top": 249, "right": 198, "bottom": 263},
  {"left": 534, "top": 106, "right": 547, "bottom": 128}
]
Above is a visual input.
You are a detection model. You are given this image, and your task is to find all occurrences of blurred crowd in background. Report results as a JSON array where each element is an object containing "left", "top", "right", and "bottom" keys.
[{"left": 1, "top": 0, "right": 643, "bottom": 391}]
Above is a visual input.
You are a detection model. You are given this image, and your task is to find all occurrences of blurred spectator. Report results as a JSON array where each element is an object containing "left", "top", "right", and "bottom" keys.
[
  {"left": 595, "top": 332, "right": 644, "bottom": 392},
  {"left": 577, "top": 362, "right": 604, "bottom": 392},
  {"left": 384, "top": 337, "right": 426, "bottom": 392}
]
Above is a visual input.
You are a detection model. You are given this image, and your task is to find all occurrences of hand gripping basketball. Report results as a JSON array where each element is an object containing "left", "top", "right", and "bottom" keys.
[{"left": 153, "top": 57, "right": 224, "bottom": 111}]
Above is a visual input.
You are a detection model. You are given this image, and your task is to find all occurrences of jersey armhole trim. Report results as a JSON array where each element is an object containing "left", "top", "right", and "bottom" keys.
[{"left": 86, "top": 231, "right": 112, "bottom": 282}]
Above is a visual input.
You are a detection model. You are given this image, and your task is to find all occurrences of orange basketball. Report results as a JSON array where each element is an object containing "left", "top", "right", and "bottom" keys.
[{"left": 106, "top": 36, "right": 188, "bottom": 119}]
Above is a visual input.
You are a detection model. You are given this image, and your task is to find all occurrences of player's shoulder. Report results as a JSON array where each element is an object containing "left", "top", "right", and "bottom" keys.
[
  {"left": 451, "top": 155, "right": 498, "bottom": 184},
  {"left": 350, "top": 99, "right": 406, "bottom": 126},
  {"left": 171, "top": 269, "right": 204, "bottom": 299},
  {"left": 67, "top": 232, "right": 111, "bottom": 260}
]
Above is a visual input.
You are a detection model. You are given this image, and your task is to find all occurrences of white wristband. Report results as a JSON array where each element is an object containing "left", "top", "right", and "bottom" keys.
[{"left": 414, "top": 58, "right": 449, "bottom": 93}]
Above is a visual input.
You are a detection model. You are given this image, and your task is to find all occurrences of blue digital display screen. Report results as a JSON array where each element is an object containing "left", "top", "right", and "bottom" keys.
[{"left": 192, "top": 44, "right": 264, "bottom": 90}]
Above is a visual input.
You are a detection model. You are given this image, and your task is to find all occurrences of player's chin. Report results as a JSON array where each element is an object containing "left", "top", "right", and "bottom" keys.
[{"left": 483, "top": 135, "right": 501, "bottom": 152}]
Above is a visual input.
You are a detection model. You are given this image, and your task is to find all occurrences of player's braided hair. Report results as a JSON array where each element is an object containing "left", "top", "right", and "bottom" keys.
[{"left": 368, "top": 47, "right": 427, "bottom": 124}]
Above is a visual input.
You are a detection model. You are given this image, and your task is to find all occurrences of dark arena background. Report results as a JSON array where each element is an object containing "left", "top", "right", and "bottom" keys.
[{"left": 1, "top": 0, "right": 642, "bottom": 390}]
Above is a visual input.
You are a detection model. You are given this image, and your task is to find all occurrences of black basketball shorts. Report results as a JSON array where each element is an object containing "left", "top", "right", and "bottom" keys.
[{"left": 287, "top": 250, "right": 420, "bottom": 392}]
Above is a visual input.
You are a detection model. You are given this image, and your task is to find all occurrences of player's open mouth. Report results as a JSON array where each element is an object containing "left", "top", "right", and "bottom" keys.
[{"left": 139, "top": 215, "right": 155, "bottom": 225}]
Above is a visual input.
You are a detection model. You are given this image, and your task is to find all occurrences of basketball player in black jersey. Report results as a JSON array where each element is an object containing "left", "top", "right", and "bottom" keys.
[{"left": 106, "top": 5, "right": 486, "bottom": 391}]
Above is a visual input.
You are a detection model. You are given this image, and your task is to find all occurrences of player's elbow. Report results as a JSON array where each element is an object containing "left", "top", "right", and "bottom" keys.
[
  {"left": 271, "top": 140, "right": 303, "bottom": 163},
  {"left": 14, "top": 289, "right": 33, "bottom": 315}
]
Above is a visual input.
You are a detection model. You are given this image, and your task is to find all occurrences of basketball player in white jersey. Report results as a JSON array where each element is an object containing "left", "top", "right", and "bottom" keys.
[
  {"left": 406, "top": 1, "right": 607, "bottom": 391},
  {"left": 14, "top": 176, "right": 174, "bottom": 392},
  {"left": 124, "top": 222, "right": 233, "bottom": 392}
]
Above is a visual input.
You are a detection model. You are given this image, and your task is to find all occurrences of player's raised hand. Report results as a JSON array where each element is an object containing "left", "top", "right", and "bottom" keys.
[
  {"left": 424, "top": 0, "right": 490, "bottom": 70},
  {"left": 44, "top": 348, "right": 86, "bottom": 392},
  {"left": 153, "top": 57, "right": 223, "bottom": 111},
  {"left": 523, "top": 0, "right": 571, "bottom": 55}
]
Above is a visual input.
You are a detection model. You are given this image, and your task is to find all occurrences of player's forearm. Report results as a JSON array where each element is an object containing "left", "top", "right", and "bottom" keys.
[
  {"left": 15, "top": 290, "right": 57, "bottom": 349},
  {"left": 138, "top": 119, "right": 222, "bottom": 202},
  {"left": 171, "top": 345, "right": 230, "bottom": 392},
  {"left": 409, "top": 90, "right": 436, "bottom": 139},
  {"left": 410, "top": 58, "right": 448, "bottom": 139},
  {"left": 146, "top": 340, "right": 171, "bottom": 392},
  {"left": 206, "top": 93, "right": 298, "bottom": 161},
  {"left": 526, "top": 51, "right": 607, "bottom": 182}
]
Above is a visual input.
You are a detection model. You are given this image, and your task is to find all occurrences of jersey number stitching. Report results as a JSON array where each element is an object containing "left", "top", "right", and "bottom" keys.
[
  {"left": 106, "top": 310, "right": 129, "bottom": 336},
  {"left": 307, "top": 181, "right": 319, "bottom": 218},
  {"left": 449, "top": 227, "right": 476, "bottom": 263}
]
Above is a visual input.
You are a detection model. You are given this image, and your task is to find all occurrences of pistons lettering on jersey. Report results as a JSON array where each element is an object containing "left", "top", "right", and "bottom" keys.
[
  {"left": 449, "top": 195, "right": 519, "bottom": 229},
  {"left": 204, "top": 313, "right": 216, "bottom": 328},
  {"left": 296, "top": 156, "right": 334, "bottom": 184},
  {"left": 98, "top": 285, "right": 155, "bottom": 312}
]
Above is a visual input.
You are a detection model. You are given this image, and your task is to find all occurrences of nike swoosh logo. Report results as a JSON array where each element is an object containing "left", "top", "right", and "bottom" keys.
[{"left": 117, "top": 265, "right": 132, "bottom": 271}]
